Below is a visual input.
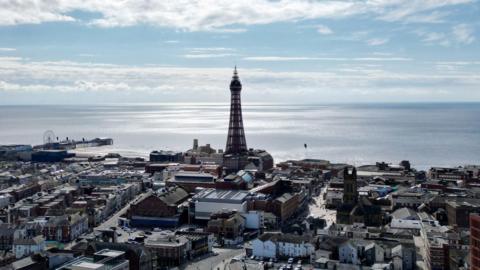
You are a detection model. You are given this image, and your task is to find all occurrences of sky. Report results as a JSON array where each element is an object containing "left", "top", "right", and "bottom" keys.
[{"left": 0, "top": 0, "right": 479, "bottom": 104}]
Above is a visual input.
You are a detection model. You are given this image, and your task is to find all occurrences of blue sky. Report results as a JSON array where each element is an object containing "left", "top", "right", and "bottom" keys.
[{"left": 0, "top": 0, "right": 479, "bottom": 104}]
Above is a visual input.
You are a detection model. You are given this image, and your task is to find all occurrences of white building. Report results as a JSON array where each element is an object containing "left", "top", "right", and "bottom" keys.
[
  {"left": 252, "top": 237, "right": 277, "bottom": 259},
  {"left": 251, "top": 232, "right": 315, "bottom": 259},
  {"left": 13, "top": 235, "right": 46, "bottom": 259},
  {"left": 339, "top": 241, "right": 359, "bottom": 265},
  {"left": 56, "top": 249, "right": 129, "bottom": 270},
  {"left": 390, "top": 208, "right": 439, "bottom": 230},
  {"left": 325, "top": 188, "right": 343, "bottom": 208},
  {"left": 390, "top": 207, "right": 422, "bottom": 229},
  {"left": 391, "top": 244, "right": 416, "bottom": 270},
  {"left": 193, "top": 189, "right": 249, "bottom": 220},
  {"left": 242, "top": 211, "right": 264, "bottom": 230},
  {"left": 0, "top": 194, "right": 13, "bottom": 209},
  {"left": 390, "top": 190, "right": 427, "bottom": 210},
  {"left": 339, "top": 240, "right": 385, "bottom": 266}
]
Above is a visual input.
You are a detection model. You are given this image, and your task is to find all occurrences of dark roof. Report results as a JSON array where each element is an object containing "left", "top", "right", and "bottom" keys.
[
  {"left": 158, "top": 187, "right": 189, "bottom": 206},
  {"left": 257, "top": 232, "right": 312, "bottom": 244},
  {"left": 13, "top": 236, "right": 44, "bottom": 246},
  {"left": 0, "top": 224, "right": 17, "bottom": 236},
  {"left": 317, "top": 236, "right": 349, "bottom": 250}
]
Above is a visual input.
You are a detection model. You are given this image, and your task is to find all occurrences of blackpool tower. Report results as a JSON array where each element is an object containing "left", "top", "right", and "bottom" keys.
[{"left": 225, "top": 66, "right": 248, "bottom": 155}]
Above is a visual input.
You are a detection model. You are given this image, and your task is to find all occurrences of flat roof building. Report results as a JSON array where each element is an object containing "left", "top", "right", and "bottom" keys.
[
  {"left": 193, "top": 189, "right": 249, "bottom": 220},
  {"left": 56, "top": 249, "right": 129, "bottom": 270}
]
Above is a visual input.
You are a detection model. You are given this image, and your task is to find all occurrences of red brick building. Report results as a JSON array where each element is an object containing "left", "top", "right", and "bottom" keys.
[
  {"left": 128, "top": 187, "right": 189, "bottom": 227},
  {"left": 247, "top": 192, "right": 299, "bottom": 222},
  {"left": 42, "top": 213, "right": 88, "bottom": 242},
  {"left": 471, "top": 214, "right": 480, "bottom": 270}
]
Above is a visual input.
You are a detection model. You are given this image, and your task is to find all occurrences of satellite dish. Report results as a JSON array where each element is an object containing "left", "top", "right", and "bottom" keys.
[{"left": 43, "top": 130, "right": 56, "bottom": 145}]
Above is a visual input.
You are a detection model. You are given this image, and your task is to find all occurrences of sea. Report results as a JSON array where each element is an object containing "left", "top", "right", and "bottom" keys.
[{"left": 0, "top": 103, "right": 479, "bottom": 170}]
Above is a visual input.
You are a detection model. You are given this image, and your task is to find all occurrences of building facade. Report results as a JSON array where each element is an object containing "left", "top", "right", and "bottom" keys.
[
  {"left": 251, "top": 232, "right": 315, "bottom": 259},
  {"left": 128, "top": 187, "right": 189, "bottom": 227},
  {"left": 471, "top": 214, "right": 480, "bottom": 270},
  {"left": 13, "top": 235, "right": 46, "bottom": 258},
  {"left": 193, "top": 189, "right": 249, "bottom": 220},
  {"left": 207, "top": 210, "right": 245, "bottom": 245},
  {"left": 144, "top": 232, "right": 189, "bottom": 268}
]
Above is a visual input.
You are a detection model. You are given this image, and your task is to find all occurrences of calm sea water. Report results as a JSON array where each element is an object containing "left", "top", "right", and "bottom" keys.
[{"left": 0, "top": 103, "right": 479, "bottom": 169}]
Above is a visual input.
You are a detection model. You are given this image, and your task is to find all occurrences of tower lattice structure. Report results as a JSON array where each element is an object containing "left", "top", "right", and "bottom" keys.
[{"left": 225, "top": 67, "right": 248, "bottom": 155}]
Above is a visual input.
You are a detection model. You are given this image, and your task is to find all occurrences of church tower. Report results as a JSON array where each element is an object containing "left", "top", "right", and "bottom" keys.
[{"left": 343, "top": 167, "right": 358, "bottom": 205}]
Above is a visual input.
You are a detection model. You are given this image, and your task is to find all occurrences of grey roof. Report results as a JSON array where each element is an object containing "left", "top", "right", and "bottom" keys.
[
  {"left": 13, "top": 235, "right": 44, "bottom": 246},
  {"left": 158, "top": 187, "right": 189, "bottom": 206},
  {"left": 257, "top": 232, "right": 312, "bottom": 244},
  {"left": 145, "top": 232, "right": 188, "bottom": 247},
  {"left": 391, "top": 207, "right": 419, "bottom": 220},
  {"left": 275, "top": 193, "right": 294, "bottom": 203},
  {"left": 194, "top": 189, "right": 248, "bottom": 203},
  {"left": 391, "top": 244, "right": 403, "bottom": 256},
  {"left": 45, "top": 213, "right": 86, "bottom": 227},
  {"left": 12, "top": 257, "right": 37, "bottom": 269}
]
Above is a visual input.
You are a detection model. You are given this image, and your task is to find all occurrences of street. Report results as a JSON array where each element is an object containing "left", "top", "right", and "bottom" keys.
[
  {"left": 96, "top": 191, "right": 150, "bottom": 230},
  {"left": 308, "top": 186, "right": 336, "bottom": 227},
  {"left": 95, "top": 191, "right": 151, "bottom": 242}
]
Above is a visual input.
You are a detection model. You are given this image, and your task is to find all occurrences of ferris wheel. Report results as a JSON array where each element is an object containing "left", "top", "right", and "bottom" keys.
[{"left": 43, "top": 130, "right": 56, "bottom": 145}]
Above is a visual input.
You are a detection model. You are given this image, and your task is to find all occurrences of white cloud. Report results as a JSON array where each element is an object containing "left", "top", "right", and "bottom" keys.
[
  {"left": 401, "top": 10, "right": 450, "bottom": 23},
  {"left": 376, "top": 0, "right": 471, "bottom": 22},
  {"left": 164, "top": 40, "right": 179, "bottom": 44},
  {"left": 317, "top": 24, "right": 333, "bottom": 35},
  {"left": 372, "top": 52, "right": 393, "bottom": 56},
  {"left": 0, "top": 0, "right": 473, "bottom": 30},
  {"left": 436, "top": 61, "right": 480, "bottom": 65},
  {"left": 243, "top": 56, "right": 411, "bottom": 61},
  {"left": 205, "top": 28, "right": 247, "bottom": 33},
  {"left": 0, "top": 56, "right": 22, "bottom": 62},
  {"left": 414, "top": 29, "right": 449, "bottom": 46},
  {"left": 188, "top": 47, "right": 235, "bottom": 52},
  {"left": 183, "top": 47, "right": 236, "bottom": 58},
  {"left": 367, "top": 38, "right": 389, "bottom": 46},
  {"left": 0, "top": 47, "right": 16, "bottom": 51},
  {"left": 452, "top": 24, "right": 475, "bottom": 44},
  {"left": 422, "top": 32, "right": 446, "bottom": 42},
  {"left": 1, "top": 57, "right": 478, "bottom": 103},
  {"left": 415, "top": 25, "right": 475, "bottom": 46},
  {"left": 244, "top": 56, "right": 319, "bottom": 61},
  {"left": 183, "top": 53, "right": 235, "bottom": 59},
  {"left": 353, "top": 57, "right": 410, "bottom": 61}
]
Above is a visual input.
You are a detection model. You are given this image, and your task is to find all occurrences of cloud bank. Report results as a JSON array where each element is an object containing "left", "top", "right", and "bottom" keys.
[
  {"left": 0, "top": 0, "right": 474, "bottom": 31},
  {"left": 1, "top": 56, "right": 479, "bottom": 104}
]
